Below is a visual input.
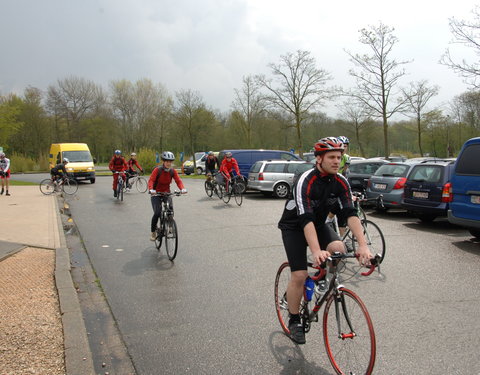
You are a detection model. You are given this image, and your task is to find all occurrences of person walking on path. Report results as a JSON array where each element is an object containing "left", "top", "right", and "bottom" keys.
[{"left": 0, "top": 152, "right": 11, "bottom": 196}]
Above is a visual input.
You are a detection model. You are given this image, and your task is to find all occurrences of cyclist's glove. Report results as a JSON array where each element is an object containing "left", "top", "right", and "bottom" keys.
[
  {"left": 181, "top": 189, "right": 187, "bottom": 194},
  {"left": 149, "top": 189, "right": 156, "bottom": 194}
]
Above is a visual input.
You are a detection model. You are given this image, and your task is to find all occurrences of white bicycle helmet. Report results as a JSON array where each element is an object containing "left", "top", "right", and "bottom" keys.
[{"left": 161, "top": 151, "right": 175, "bottom": 161}]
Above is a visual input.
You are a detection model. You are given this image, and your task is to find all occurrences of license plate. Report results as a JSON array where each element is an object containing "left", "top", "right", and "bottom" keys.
[
  {"left": 374, "top": 183, "right": 387, "bottom": 190},
  {"left": 249, "top": 177, "right": 255, "bottom": 181},
  {"left": 413, "top": 191, "right": 429, "bottom": 199},
  {"left": 471, "top": 195, "right": 480, "bottom": 204}
]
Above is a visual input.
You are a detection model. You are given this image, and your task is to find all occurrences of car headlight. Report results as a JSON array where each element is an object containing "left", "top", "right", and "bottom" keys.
[
  {"left": 87, "top": 167, "right": 93, "bottom": 171},
  {"left": 67, "top": 167, "right": 74, "bottom": 171}
]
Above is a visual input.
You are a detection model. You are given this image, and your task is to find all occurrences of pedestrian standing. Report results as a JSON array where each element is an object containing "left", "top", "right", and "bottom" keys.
[{"left": 0, "top": 152, "right": 11, "bottom": 196}]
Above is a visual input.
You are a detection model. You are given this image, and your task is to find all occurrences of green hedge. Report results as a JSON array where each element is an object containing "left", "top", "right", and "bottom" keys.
[{"left": 9, "top": 153, "right": 50, "bottom": 173}]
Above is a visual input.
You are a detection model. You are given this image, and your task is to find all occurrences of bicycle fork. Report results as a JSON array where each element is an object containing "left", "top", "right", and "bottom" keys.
[{"left": 334, "top": 291, "right": 356, "bottom": 340}]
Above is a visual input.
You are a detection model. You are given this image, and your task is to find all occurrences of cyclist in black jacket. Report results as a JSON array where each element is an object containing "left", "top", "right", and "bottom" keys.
[
  {"left": 205, "top": 151, "right": 219, "bottom": 181},
  {"left": 278, "top": 137, "right": 373, "bottom": 345}
]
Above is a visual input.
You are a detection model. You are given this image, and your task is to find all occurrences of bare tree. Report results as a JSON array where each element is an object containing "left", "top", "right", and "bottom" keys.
[
  {"left": 231, "top": 75, "right": 266, "bottom": 147},
  {"left": 346, "top": 23, "right": 411, "bottom": 157},
  {"left": 256, "top": 50, "right": 333, "bottom": 156},
  {"left": 46, "top": 76, "right": 104, "bottom": 140},
  {"left": 175, "top": 89, "right": 209, "bottom": 170},
  {"left": 441, "top": 6, "right": 480, "bottom": 88},
  {"left": 337, "top": 100, "right": 371, "bottom": 157},
  {"left": 401, "top": 80, "right": 439, "bottom": 156}
]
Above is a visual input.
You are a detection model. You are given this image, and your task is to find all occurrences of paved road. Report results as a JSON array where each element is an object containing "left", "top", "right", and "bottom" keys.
[{"left": 13, "top": 174, "right": 480, "bottom": 374}]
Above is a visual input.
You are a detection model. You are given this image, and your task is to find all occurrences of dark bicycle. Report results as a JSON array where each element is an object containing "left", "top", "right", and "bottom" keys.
[
  {"left": 152, "top": 191, "right": 181, "bottom": 261},
  {"left": 204, "top": 171, "right": 222, "bottom": 199},
  {"left": 275, "top": 253, "right": 381, "bottom": 375},
  {"left": 39, "top": 175, "right": 78, "bottom": 195},
  {"left": 219, "top": 175, "right": 244, "bottom": 206},
  {"left": 113, "top": 171, "right": 127, "bottom": 201}
]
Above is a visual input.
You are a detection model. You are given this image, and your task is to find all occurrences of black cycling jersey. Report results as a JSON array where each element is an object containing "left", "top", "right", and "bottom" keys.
[
  {"left": 51, "top": 163, "right": 67, "bottom": 175},
  {"left": 278, "top": 167, "right": 357, "bottom": 231},
  {"left": 205, "top": 156, "right": 219, "bottom": 173}
]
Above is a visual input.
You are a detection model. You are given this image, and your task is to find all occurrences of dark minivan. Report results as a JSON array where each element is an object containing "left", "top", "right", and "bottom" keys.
[
  {"left": 448, "top": 137, "right": 480, "bottom": 239},
  {"left": 218, "top": 149, "right": 301, "bottom": 178},
  {"left": 402, "top": 160, "right": 455, "bottom": 222}
]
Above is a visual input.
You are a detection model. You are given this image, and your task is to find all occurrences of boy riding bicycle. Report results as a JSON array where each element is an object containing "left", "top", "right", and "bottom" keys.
[
  {"left": 126, "top": 152, "right": 144, "bottom": 190},
  {"left": 278, "top": 137, "right": 373, "bottom": 345},
  {"left": 148, "top": 151, "right": 187, "bottom": 241},
  {"left": 218, "top": 152, "right": 241, "bottom": 193},
  {"left": 109, "top": 150, "right": 128, "bottom": 198}
]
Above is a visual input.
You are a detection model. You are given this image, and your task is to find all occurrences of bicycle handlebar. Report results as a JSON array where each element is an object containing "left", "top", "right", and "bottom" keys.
[
  {"left": 150, "top": 191, "right": 182, "bottom": 197},
  {"left": 307, "top": 252, "right": 381, "bottom": 277}
]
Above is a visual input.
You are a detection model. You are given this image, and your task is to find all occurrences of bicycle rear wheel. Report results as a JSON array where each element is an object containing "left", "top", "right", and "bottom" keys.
[
  {"left": 234, "top": 184, "right": 243, "bottom": 206},
  {"left": 39, "top": 179, "right": 56, "bottom": 195},
  {"left": 135, "top": 177, "right": 148, "bottom": 193},
  {"left": 204, "top": 180, "right": 213, "bottom": 197},
  {"left": 323, "top": 288, "right": 376, "bottom": 375},
  {"left": 62, "top": 179, "right": 78, "bottom": 195},
  {"left": 274, "top": 262, "right": 291, "bottom": 335},
  {"left": 165, "top": 218, "right": 178, "bottom": 261}
]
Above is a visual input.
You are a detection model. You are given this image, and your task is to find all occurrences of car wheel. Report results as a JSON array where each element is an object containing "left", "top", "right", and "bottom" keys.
[
  {"left": 185, "top": 171, "right": 191, "bottom": 175},
  {"left": 418, "top": 214, "right": 436, "bottom": 222},
  {"left": 469, "top": 229, "right": 480, "bottom": 239},
  {"left": 196, "top": 167, "right": 203, "bottom": 175},
  {"left": 273, "top": 183, "right": 289, "bottom": 199},
  {"left": 90, "top": 178, "right": 95, "bottom": 184}
]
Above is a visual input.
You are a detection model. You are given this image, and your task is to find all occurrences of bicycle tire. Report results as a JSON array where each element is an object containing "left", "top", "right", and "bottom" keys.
[
  {"left": 117, "top": 181, "right": 124, "bottom": 201},
  {"left": 39, "top": 179, "right": 56, "bottom": 195},
  {"left": 135, "top": 177, "right": 148, "bottom": 193},
  {"left": 234, "top": 183, "right": 243, "bottom": 206},
  {"left": 165, "top": 218, "right": 178, "bottom": 261},
  {"left": 155, "top": 224, "right": 163, "bottom": 250},
  {"left": 350, "top": 219, "right": 385, "bottom": 263},
  {"left": 62, "top": 179, "right": 78, "bottom": 195},
  {"left": 221, "top": 185, "right": 231, "bottom": 203},
  {"left": 204, "top": 180, "right": 213, "bottom": 197},
  {"left": 323, "top": 288, "right": 376, "bottom": 375},
  {"left": 274, "top": 262, "right": 291, "bottom": 335},
  {"left": 214, "top": 183, "right": 222, "bottom": 199}
]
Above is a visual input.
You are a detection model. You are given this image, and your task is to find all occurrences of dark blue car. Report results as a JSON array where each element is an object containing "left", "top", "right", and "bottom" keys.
[
  {"left": 448, "top": 137, "right": 480, "bottom": 239},
  {"left": 218, "top": 149, "right": 301, "bottom": 182}
]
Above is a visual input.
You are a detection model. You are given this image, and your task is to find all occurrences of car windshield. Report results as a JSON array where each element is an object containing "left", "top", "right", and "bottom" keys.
[
  {"left": 62, "top": 151, "right": 92, "bottom": 162},
  {"left": 374, "top": 164, "right": 409, "bottom": 177}
]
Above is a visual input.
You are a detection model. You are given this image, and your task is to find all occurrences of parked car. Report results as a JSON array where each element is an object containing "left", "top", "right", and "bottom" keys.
[
  {"left": 248, "top": 160, "right": 314, "bottom": 198},
  {"left": 448, "top": 137, "right": 480, "bottom": 239},
  {"left": 402, "top": 159, "right": 456, "bottom": 222},
  {"left": 347, "top": 158, "right": 389, "bottom": 193},
  {"left": 183, "top": 152, "right": 207, "bottom": 175},
  {"left": 300, "top": 152, "right": 316, "bottom": 162},
  {"left": 366, "top": 160, "right": 419, "bottom": 210},
  {"left": 349, "top": 156, "right": 366, "bottom": 161},
  {"left": 218, "top": 149, "right": 301, "bottom": 185}
]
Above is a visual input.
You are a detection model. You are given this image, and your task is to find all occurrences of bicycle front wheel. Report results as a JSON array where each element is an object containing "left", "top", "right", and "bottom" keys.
[
  {"left": 221, "top": 185, "right": 231, "bottom": 203},
  {"left": 204, "top": 180, "right": 213, "bottom": 197},
  {"left": 323, "top": 288, "right": 376, "bottom": 375},
  {"left": 62, "top": 179, "right": 78, "bottom": 195},
  {"left": 135, "top": 177, "right": 148, "bottom": 193},
  {"left": 165, "top": 218, "right": 178, "bottom": 261},
  {"left": 234, "top": 184, "right": 243, "bottom": 206},
  {"left": 155, "top": 225, "right": 163, "bottom": 250},
  {"left": 39, "top": 179, "right": 56, "bottom": 195}
]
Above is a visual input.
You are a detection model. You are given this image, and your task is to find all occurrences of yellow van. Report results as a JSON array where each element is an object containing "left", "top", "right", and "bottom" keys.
[{"left": 49, "top": 143, "right": 96, "bottom": 183}]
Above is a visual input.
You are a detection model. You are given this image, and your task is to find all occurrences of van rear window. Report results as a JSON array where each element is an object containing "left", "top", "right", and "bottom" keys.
[{"left": 456, "top": 144, "right": 480, "bottom": 175}]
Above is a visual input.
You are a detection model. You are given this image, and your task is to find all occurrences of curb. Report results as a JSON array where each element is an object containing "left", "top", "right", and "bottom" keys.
[{"left": 53, "top": 195, "right": 95, "bottom": 375}]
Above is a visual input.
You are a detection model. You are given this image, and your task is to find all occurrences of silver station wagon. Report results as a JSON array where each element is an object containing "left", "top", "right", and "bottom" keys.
[{"left": 247, "top": 160, "right": 314, "bottom": 198}]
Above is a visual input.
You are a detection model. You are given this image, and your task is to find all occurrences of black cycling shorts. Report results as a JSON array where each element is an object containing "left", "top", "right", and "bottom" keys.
[{"left": 281, "top": 224, "right": 341, "bottom": 272}]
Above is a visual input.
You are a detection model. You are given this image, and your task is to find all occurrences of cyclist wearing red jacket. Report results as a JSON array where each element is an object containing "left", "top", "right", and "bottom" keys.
[
  {"left": 109, "top": 150, "right": 128, "bottom": 197},
  {"left": 148, "top": 151, "right": 187, "bottom": 241},
  {"left": 126, "top": 152, "right": 144, "bottom": 190},
  {"left": 219, "top": 152, "right": 241, "bottom": 192}
]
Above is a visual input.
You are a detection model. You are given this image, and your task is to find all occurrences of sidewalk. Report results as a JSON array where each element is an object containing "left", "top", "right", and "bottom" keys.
[{"left": 0, "top": 186, "right": 94, "bottom": 375}]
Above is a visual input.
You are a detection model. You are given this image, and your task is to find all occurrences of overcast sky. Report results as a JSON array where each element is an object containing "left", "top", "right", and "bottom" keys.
[{"left": 1, "top": 0, "right": 479, "bottom": 117}]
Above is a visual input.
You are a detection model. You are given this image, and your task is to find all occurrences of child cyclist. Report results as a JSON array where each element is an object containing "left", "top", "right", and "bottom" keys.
[{"left": 148, "top": 151, "right": 187, "bottom": 241}]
